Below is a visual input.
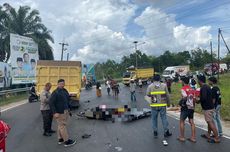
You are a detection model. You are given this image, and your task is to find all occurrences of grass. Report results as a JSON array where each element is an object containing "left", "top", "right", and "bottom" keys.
[
  {"left": 0, "top": 92, "right": 28, "bottom": 107},
  {"left": 170, "top": 73, "right": 230, "bottom": 121}
]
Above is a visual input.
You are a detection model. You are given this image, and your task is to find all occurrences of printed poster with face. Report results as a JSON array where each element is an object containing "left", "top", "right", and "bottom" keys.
[
  {"left": 9, "top": 33, "right": 38, "bottom": 84},
  {"left": 0, "top": 62, "right": 11, "bottom": 88}
]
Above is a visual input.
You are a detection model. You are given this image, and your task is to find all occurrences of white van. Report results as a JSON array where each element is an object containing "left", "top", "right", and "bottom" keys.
[{"left": 219, "top": 63, "right": 228, "bottom": 73}]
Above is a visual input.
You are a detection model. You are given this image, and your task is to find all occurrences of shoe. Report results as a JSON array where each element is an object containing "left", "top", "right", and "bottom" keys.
[
  {"left": 43, "top": 132, "right": 51, "bottom": 136},
  {"left": 153, "top": 131, "right": 158, "bottom": 138},
  {"left": 164, "top": 130, "right": 172, "bottom": 138},
  {"left": 49, "top": 130, "right": 56, "bottom": 133},
  {"left": 58, "top": 138, "right": 64, "bottom": 145},
  {"left": 64, "top": 139, "right": 77, "bottom": 147}
]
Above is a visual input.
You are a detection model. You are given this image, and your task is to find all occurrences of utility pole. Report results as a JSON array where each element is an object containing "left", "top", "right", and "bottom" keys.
[
  {"left": 67, "top": 53, "right": 69, "bottom": 61},
  {"left": 210, "top": 40, "right": 213, "bottom": 76},
  {"left": 59, "top": 42, "right": 68, "bottom": 61},
  {"left": 217, "top": 28, "right": 220, "bottom": 79},
  {"left": 133, "top": 41, "right": 138, "bottom": 69},
  {"left": 219, "top": 30, "right": 230, "bottom": 53}
]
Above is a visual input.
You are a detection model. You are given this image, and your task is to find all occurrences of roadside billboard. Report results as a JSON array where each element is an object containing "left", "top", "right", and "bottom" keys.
[
  {"left": 0, "top": 62, "right": 11, "bottom": 88},
  {"left": 9, "top": 33, "right": 38, "bottom": 84},
  {"left": 82, "top": 64, "right": 96, "bottom": 81}
]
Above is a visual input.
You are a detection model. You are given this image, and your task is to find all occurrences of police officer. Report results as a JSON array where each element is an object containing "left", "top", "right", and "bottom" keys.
[{"left": 146, "top": 74, "right": 172, "bottom": 138}]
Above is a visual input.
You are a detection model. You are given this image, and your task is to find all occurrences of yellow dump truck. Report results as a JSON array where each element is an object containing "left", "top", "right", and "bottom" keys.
[
  {"left": 123, "top": 67, "right": 154, "bottom": 86},
  {"left": 36, "top": 60, "right": 82, "bottom": 108}
]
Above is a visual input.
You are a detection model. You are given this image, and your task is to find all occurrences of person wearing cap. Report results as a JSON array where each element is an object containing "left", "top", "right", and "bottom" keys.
[
  {"left": 197, "top": 74, "right": 220, "bottom": 143},
  {"left": 130, "top": 79, "right": 137, "bottom": 108},
  {"left": 13, "top": 57, "right": 24, "bottom": 76},
  {"left": 145, "top": 74, "right": 172, "bottom": 138},
  {"left": 178, "top": 76, "right": 196, "bottom": 143},
  {"left": 40, "top": 82, "right": 55, "bottom": 137},
  {"left": 49, "top": 79, "right": 76, "bottom": 147},
  {"left": 208, "top": 76, "right": 223, "bottom": 137},
  {"left": 29, "top": 59, "right": 36, "bottom": 76}
]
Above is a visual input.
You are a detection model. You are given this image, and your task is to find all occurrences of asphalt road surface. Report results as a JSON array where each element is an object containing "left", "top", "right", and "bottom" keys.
[{"left": 1, "top": 84, "right": 230, "bottom": 152}]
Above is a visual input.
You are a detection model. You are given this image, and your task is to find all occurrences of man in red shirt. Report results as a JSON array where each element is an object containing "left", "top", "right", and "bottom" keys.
[
  {"left": 178, "top": 76, "right": 196, "bottom": 143},
  {"left": 0, "top": 120, "right": 10, "bottom": 152}
]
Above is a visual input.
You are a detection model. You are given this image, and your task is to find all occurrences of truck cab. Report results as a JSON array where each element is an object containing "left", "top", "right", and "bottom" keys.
[
  {"left": 122, "top": 71, "right": 136, "bottom": 86},
  {"left": 122, "top": 67, "right": 154, "bottom": 86}
]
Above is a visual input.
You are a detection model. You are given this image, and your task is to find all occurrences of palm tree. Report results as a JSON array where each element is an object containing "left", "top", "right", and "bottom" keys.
[
  {"left": 0, "top": 5, "right": 9, "bottom": 61},
  {"left": 0, "top": 3, "right": 54, "bottom": 62}
]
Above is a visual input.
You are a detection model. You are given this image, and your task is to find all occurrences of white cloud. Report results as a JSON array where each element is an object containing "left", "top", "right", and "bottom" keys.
[
  {"left": 174, "top": 24, "right": 212, "bottom": 50},
  {"left": 0, "top": 0, "right": 215, "bottom": 63},
  {"left": 134, "top": 6, "right": 212, "bottom": 54}
]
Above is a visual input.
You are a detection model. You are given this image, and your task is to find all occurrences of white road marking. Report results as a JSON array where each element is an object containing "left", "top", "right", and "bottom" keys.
[
  {"left": 0, "top": 101, "right": 27, "bottom": 113},
  {"left": 167, "top": 114, "right": 230, "bottom": 140}
]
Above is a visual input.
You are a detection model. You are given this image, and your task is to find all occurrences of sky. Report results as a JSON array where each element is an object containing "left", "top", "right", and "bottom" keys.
[{"left": 1, "top": 0, "right": 230, "bottom": 63}]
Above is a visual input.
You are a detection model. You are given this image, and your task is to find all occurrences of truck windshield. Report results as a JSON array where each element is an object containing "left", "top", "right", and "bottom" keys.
[
  {"left": 163, "top": 70, "right": 170, "bottom": 75},
  {"left": 123, "top": 72, "right": 130, "bottom": 78}
]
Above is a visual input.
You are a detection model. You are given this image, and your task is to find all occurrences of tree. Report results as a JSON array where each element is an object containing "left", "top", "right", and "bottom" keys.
[
  {"left": 222, "top": 54, "right": 230, "bottom": 68},
  {"left": 0, "top": 4, "right": 54, "bottom": 62},
  {"left": 190, "top": 48, "right": 216, "bottom": 70}
]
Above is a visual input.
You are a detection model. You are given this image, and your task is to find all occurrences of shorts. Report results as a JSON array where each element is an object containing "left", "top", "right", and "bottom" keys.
[
  {"left": 204, "top": 109, "right": 214, "bottom": 122},
  {"left": 180, "top": 109, "right": 194, "bottom": 120},
  {"left": 139, "top": 85, "right": 142, "bottom": 88}
]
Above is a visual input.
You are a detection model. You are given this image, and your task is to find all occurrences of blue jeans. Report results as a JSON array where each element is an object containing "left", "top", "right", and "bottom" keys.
[
  {"left": 130, "top": 91, "right": 137, "bottom": 108},
  {"left": 151, "top": 107, "right": 169, "bottom": 132},
  {"left": 213, "top": 105, "right": 223, "bottom": 135},
  {"left": 130, "top": 91, "right": 136, "bottom": 102}
]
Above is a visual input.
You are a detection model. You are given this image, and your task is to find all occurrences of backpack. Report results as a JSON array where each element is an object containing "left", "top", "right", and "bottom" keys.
[
  {"left": 179, "top": 86, "right": 195, "bottom": 109},
  {"left": 186, "top": 90, "right": 195, "bottom": 109}
]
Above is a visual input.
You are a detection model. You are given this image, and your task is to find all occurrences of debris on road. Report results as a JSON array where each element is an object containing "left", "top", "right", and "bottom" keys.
[
  {"left": 105, "top": 142, "right": 112, "bottom": 147},
  {"left": 115, "top": 146, "right": 123, "bottom": 151},
  {"left": 81, "top": 134, "right": 91, "bottom": 139},
  {"left": 83, "top": 104, "right": 151, "bottom": 122},
  {"left": 77, "top": 111, "right": 85, "bottom": 117},
  {"left": 84, "top": 100, "right": 91, "bottom": 103}
]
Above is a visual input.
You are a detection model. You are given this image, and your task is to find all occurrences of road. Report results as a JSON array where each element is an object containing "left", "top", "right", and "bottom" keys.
[{"left": 1, "top": 84, "right": 230, "bottom": 152}]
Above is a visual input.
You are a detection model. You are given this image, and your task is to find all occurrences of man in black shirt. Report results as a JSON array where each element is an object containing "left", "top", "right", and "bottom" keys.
[
  {"left": 197, "top": 74, "right": 220, "bottom": 143},
  {"left": 208, "top": 77, "right": 223, "bottom": 136},
  {"left": 50, "top": 79, "right": 76, "bottom": 147}
]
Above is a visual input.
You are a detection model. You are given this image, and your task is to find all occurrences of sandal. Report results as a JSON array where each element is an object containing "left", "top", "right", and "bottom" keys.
[
  {"left": 208, "top": 138, "right": 220, "bottom": 143},
  {"left": 187, "top": 138, "right": 196, "bottom": 143},
  {"left": 177, "top": 137, "right": 186, "bottom": 142},
  {"left": 201, "top": 134, "right": 210, "bottom": 139}
]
